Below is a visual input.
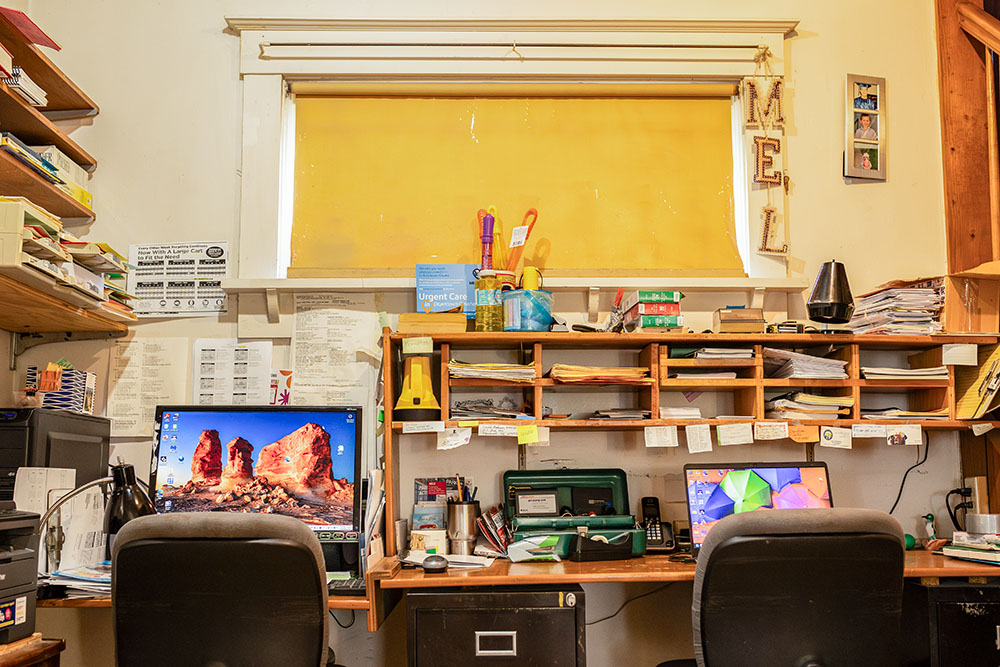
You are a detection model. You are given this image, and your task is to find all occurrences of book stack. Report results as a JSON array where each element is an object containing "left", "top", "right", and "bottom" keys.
[
  {"left": 475, "top": 505, "right": 511, "bottom": 558},
  {"left": 847, "top": 278, "right": 945, "bottom": 334},
  {"left": 765, "top": 392, "right": 854, "bottom": 420},
  {"left": 621, "top": 290, "right": 684, "bottom": 333},
  {"left": 2, "top": 66, "right": 47, "bottom": 106},
  {"left": 763, "top": 348, "right": 849, "bottom": 379}
]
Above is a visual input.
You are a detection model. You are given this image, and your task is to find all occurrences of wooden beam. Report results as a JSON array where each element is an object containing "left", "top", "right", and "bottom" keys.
[
  {"left": 958, "top": 2, "right": 1000, "bottom": 54},
  {"left": 938, "top": 0, "right": 994, "bottom": 272}
]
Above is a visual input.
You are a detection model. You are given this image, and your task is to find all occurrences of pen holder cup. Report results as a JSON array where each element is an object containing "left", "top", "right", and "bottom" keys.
[
  {"left": 503, "top": 289, "right": 554, "bottom": 332},
  {"left": 447, "top": 501, "right": 481, "bottom": 555}
]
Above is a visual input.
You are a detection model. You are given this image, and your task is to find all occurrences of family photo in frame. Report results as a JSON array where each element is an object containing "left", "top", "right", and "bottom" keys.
[{"left": 845, "top": 74, "right": 886, "bottom": 180}]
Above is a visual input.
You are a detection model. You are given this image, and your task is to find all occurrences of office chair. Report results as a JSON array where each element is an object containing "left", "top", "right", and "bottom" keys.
[
  {"left": 112, "top": 512, "right": 329, "bottom": 667},
  {"left": 659, "top": 508, "right": 904, "bottom": 667}
]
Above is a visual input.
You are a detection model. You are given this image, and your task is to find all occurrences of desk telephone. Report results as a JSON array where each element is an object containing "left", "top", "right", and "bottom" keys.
[{"left": 641, "top": 497, "right": 675, "bottom": 552}]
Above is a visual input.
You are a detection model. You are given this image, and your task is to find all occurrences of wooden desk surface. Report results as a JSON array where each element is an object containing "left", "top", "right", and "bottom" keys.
[
  {"left": 36, "top": 596, "right": 369, "bottom": 610},
  {"left": 0, "top": 638, "right": 64, "bottom": 667},
  {"left": 380, "top": 551, "right": 1000, "bottom": 589}
]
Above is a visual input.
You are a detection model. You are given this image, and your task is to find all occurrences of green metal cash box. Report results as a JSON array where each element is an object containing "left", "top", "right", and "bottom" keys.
[{"left": 503, "top": 468, "right": 646, "bottom": 559}]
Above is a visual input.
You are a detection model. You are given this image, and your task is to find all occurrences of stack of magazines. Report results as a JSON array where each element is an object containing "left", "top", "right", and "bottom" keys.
[
  {"left": 474, "top": 505, "right": 511, "bottom": 558},
  {"left": 847, "top": 278, "right": 944, "bottom": 335}
]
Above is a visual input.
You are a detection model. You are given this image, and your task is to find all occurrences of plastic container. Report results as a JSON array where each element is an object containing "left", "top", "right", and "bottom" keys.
[
  {"left": 503, "top": 289, "right": 554, "bottom": 332},
  {"left": 474, "top": 270, "right": 503, "bottom": 332}
]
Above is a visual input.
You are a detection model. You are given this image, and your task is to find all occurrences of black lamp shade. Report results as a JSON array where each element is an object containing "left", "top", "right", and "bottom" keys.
[
  {"left": 808, "top": 260, "right": 854, "bottom": 323},
  {"left": 105, "top": 462, "right": 155, "bottom": 555}
]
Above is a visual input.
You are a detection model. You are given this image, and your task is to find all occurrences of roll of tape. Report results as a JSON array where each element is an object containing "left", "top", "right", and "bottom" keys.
[
  {"left": 967, "top": 513, "right": 1000, "bottom": 534},
  {"left": 591, "top": 535, "right": 609, "bottom": 544}
]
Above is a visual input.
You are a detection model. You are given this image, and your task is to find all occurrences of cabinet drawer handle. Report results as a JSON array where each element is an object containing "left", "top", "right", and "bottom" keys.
[{"left": 475, "top": 630, "right": 517, "bottom": 656}]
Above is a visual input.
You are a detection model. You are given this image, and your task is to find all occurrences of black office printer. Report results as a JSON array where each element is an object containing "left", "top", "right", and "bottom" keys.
[{"left": 0, "top": 505, "right": 41, "bottom": 643}]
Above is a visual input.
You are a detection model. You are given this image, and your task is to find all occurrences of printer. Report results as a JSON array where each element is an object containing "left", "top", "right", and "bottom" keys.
[
  {"left": 0, "top": 505, "right": 41, "bottom": 643},
  {"left": 503, "top": 468, "right": 646, "bottom": 560}
]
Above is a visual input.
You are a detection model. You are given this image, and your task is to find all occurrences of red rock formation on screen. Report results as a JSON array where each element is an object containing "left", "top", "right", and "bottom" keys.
[
  {"left": 219, "top": 437, "right": 254, "bottom": 488},
  {"left": 191, "top": 430, "right": 222, "bottom": 484},
  {"left": 255, "top": 423, "right": 334, "bottom": 496}
]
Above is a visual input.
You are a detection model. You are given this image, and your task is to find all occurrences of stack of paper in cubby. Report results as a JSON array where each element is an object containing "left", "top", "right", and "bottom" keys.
[
  {"left": 861, "top": 366, "right": 948, "bottom": 380},
  {"left": 763, "top": 348, "right": 848, "bottom": 379},
  {"left": 448, "top": 360, "right": 535, "bottom": 382},
  {"left": 765, "top": 392, "right": 853, "bottom": 420},
  {"left": 847, "top": 278, "right": 944, "bottom": 335}
]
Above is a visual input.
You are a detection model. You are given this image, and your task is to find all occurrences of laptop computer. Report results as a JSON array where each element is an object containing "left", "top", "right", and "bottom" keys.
[{"left": 683, "top": 461, "right": 834, "bottom": 558}]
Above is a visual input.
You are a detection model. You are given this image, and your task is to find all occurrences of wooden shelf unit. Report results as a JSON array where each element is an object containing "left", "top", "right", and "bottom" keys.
[
  {"left": 0, "top": 273, "right": 124, "bottom": 333},
  {"left": 0, "top": 79, "right": 96, "bottom": 168},
  {"left": 0, "top": 149, "right": 93, "bottom": 220}
]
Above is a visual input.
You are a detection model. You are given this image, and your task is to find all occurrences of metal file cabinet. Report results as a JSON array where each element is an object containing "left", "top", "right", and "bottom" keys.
[{"left": 406, "top": 585, "right": 586, "bottom": 666}]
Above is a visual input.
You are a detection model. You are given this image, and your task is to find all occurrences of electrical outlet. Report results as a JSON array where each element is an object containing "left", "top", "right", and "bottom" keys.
[{"left": 965, "top": 475, "right": 989, "bottom": 514}]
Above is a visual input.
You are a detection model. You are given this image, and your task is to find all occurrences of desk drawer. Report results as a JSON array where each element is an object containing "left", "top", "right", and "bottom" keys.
[{"left": 407, "top": 586, "right": 585, "bottom": 667}]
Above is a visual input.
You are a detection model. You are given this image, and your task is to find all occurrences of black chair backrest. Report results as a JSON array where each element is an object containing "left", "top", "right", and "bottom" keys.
[
  {"left": 693, "top": 508, "right": 904, "bottom": 667},
  {"left": 113, "top": 513, "right": 328, "bottom": 667}
]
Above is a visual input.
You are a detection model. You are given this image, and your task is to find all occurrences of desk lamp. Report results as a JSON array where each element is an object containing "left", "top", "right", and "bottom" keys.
[
  {"left": 38, "top": 459, "right": 154, "bottom": 572},
  {"left": 807, "top": 260, "right": 854, "bottom": 333}
]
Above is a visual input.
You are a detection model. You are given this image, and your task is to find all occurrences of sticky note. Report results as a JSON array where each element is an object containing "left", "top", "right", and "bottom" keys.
[
  {"left": 972, "top": 423, "right": 994, "bottom": 436},
  {"left": 717, "top": 423, "right": 754, "bottom": 446},
  {"left": 645, "top": 426, "right": 679, "bottom": 447},
  {"left": 517, "top": 424, "right": 539, "bottom": 444},
  {"left": 401, "top": 336, "right": 434, "bottom": 355},
  {"left": 685, "top": 424, "right": 712, "bottom": 453},
  {"left": 436, "top": 427, "right": 472, "bottom": 450},
  {"left": 819, "top": 426, "right": 852, "bottom": 449},
  {"left": 479, "top": 423, "right": 519, "bottom": 437},
  {"left": 458, "top": 421, "right": 479, "bottom": 427},
  {"left": 402, "top": 421, "right": 445, "bottom": 434},
  {"left": 852, "top": 423, "right": 887, "bottom": 439},
  {"left": 753, "top": 421, "right": 789, "bottom": 440},
  {"left": 886, "top": 425, "right": 922, "bottom": 446}
]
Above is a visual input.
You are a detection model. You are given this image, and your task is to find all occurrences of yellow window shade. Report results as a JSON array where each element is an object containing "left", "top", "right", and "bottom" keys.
[{"left": 291, "top": 94, "right": 742, "bottom": 277}]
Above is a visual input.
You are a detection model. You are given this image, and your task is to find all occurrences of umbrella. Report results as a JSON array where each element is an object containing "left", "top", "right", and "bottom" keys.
[
  {"left": 753, "top": 467, "right": 801, "bottom": 493},
  {"left": 800, "top": 468, "right": 831, "bottom": 502},
  {"left": 720, "top": 470, "right": 773, "bottom": 513},
  {"left": 773, "top": 483, "right": 825, "bottom": 509},
  {"left": 699, "top": 484, "right": 736, "bottom": 522}
]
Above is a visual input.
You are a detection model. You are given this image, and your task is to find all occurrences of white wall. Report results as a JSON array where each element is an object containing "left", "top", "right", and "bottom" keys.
[{"left": 17, "top": 1, "right": 953, "bottom": 666}]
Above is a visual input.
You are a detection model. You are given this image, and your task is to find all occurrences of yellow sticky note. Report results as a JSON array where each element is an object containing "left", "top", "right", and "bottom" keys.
[
  {"left": 517, "top": 424, "right": 539, "bottom": 444},
  {"left": 458, "top": 421, "right": 479, "bottom": 427}
]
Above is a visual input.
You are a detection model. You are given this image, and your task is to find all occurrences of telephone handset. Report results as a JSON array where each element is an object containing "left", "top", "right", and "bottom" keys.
[{"left": 641, "top": 496, "right": 675, "bottom": 552}]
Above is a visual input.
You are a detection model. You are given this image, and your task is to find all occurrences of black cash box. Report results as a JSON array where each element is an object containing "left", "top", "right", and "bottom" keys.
[{"left": 0, "top": 508, "right": 40, "bottom": 643}]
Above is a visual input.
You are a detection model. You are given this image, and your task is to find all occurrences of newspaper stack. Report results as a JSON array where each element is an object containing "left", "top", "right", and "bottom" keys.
[
  {"left": 847, "top": 278, "right": 944, "bottom": 335},
  {"left": 762, "top": 348, "right": 849, "bottom": 379}
]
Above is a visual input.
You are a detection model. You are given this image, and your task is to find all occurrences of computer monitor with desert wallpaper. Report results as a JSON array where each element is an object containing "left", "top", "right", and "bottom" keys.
[{"left": 150, "top": 406, "right": 362, "bottom": 534}]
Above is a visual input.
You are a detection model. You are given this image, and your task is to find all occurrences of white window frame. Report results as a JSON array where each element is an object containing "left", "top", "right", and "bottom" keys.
[{"left": 225, "top": 18, "right": 797, "bottom": 281}]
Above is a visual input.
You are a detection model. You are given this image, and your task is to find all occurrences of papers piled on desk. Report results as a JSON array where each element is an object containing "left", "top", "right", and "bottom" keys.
[
  {"left": 862, "top": 366, "right": 948, "bottom": 380},
  {"left": 762, "top": 348, "right": 848, "bottom": 379},
  {"left": 549, "top": 364, "right": 649, "bottom": 384},
  {"left": 448, "top": 360, "right": 535, "bottom": 383},
  {"left": 400, "top": 551, "right": 495, "bottom": 568},
  {"left": 847, "top": 280, "right": 944, "bottom": 335},
  {"left": 42, "top": 561, "right": 111, "bottom": 598},
  {"left": 695, "top": 348, "right": 754, "bottom": 359}
]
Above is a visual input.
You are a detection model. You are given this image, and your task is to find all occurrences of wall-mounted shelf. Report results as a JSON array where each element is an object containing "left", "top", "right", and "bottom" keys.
[
  {"left": 0, "top": 273, "right": 125, "bottom": 333},
  {"left": 0, "top": 80, "right": 96, "bottom": 168},
  {"left": 0, "top": 149, "right": 93, "bottom": 220}
]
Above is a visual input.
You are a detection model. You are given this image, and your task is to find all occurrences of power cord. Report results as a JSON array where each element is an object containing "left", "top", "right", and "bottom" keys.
[
  {"left": 945, "top": 487, "right": 974, "bottom": 531},
  {"left": 585, "top": 583, "right": 674, "bottom": 625},
  {"left": 329, "top": 609, "right": 356, "bottom": 629},
  {"left": 888, "top": 442, "right": 929, "bottom": 515}
]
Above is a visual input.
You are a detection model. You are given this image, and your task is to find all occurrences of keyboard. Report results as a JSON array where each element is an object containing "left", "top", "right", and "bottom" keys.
[{"left": 328, "top": 578, "right": 366, "bottom": 596}]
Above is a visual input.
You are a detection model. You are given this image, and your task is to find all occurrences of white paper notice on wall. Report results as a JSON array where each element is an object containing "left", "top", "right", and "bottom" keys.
[
  {"left": 108, "top": 337, "right": 189, "bottom": 436},
  {"left": 437, "top": 428, "right": 472, "bottom": 450},
  {"left": 753, "top": 421, "right": 789, "bottom": 440},
  {"left": 402, "top": 421, "right": 445, "bottom": 434},
  {"left": 819, "top": 426, "right": 853, "bottom": 449},
  {"left": 686, "top": 424, "right": 713, "bottom": 454},
  {"left": 127, "top": 241, "right": 229, "bottom": 317},
  {"left": 478, "top": 423, "right": 519, "bottom": 437},
  {"left": 192, "top": 339, "right": 272, "bottom": 405},
  {"left": 717, "top": 423, "right": 754, "bottom": 446},
  {"left": 645, "top": 426, "right": 679, "bottom": 447},
  {"left": 852, "top": 423, "right": 887, "bottom": 438},
  {"left": 972, "top": 422, "right": 995, "bottom": 436},
  {"left": 886, "top": 424, "right": 922, "bottom": 446}
]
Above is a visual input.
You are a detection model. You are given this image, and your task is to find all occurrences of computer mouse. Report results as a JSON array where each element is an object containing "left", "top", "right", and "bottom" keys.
[{"left": 421, "top": 554, "right": 449, "bottom": 574}]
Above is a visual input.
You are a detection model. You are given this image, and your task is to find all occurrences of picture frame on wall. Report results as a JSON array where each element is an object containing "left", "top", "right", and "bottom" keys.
[{"left": 844, "top": 74, "right": 886, "bottom": 180}]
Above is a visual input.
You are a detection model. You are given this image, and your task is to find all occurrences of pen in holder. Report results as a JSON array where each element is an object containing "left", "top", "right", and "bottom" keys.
[{"left": 446, "top": 500, "right": 480, "bottom": 555}]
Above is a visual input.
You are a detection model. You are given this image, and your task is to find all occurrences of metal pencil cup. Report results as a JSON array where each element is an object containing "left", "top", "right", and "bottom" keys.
[{"left": 447, "top": 501, "right": 480, "bottom": 555}]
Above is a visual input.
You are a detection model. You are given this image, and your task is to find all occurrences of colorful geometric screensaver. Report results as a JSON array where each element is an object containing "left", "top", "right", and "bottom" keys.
[{"left": 687, "top": 466, "right": 831, "bottom": 546}]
